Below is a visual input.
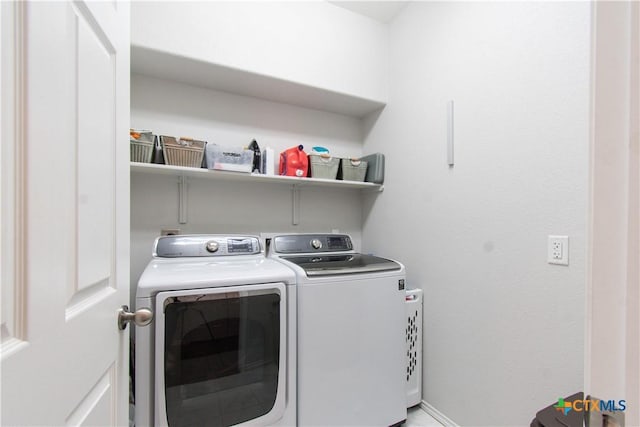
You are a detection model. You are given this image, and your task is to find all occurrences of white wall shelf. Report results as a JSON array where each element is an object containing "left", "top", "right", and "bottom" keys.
[
  {"left": 131, "top": 162, "right": 384, "bottom": 192},
  {"left": 131, "top": 162, "right": 382, "bottom": 226},
  {"left": 131, "top": 46, "right": 386, "bottom": 119}
]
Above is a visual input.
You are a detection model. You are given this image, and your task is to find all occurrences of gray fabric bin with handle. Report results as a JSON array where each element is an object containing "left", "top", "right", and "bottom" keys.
[
  {"left": 339, "top": 158, "right": 368, "bottom": 182},
  {"left": 309, "top": 154, "right": 339, "bottom": 179}
]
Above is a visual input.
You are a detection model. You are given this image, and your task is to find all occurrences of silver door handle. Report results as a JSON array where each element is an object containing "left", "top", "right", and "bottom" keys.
[{"left": 118, "top": 305, "right": 153, "bottom": 330}]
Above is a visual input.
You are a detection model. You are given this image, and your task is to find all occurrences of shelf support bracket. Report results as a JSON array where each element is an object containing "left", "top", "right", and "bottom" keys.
[
  {"left": 292, "top": 184, "right": 300, "bottom": 226},
  {"left": 178, "top": 176, "right": 187, "bottom": 224},
  {"left": 447, "top": 100, "right": 455, "bottom": 166}
]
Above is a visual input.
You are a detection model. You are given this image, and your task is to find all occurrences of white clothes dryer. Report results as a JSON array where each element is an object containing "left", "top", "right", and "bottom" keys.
[
  {"left": 135, "top": 235, "right": 296, "bottom": 427},
  {"left": 268, "top": 234, "right": 407, "bottom": 427}
]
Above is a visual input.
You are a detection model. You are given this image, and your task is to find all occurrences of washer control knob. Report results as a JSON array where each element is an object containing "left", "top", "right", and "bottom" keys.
[
  {"left": 206, "top": 240, "right": 219, "bottom": 253},
  {"left": 311, "top": 239, "right": 323, "bottom": 250}
]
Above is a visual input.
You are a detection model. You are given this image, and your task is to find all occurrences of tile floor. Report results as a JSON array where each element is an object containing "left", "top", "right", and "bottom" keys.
[
  {"left": 406, "top": 406, "right": 443, "bottom": 427},
  {"left": 129, "top": 404, "right": 442, "bottom": 427}
]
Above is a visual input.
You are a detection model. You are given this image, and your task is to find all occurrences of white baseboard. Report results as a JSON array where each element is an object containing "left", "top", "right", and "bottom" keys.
[{"left": 420, "top": 400, "right": 459, "bottom": 427}]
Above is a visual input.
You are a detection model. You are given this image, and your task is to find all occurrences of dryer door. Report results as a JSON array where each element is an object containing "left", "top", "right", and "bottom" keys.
[{"left": 154, "top": 283, "right": 287, "bottom": 427}]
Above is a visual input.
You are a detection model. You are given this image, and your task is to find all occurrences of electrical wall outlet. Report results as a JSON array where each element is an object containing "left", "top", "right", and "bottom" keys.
[
  {"left": 548, "top": 235, "right": 569, "bottom": 265},
  {"left": 161, "top": 228, "right": 180, "bottom": 236}
]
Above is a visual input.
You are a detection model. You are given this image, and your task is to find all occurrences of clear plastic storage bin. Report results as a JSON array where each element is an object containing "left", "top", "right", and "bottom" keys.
[
  {"left": 205, "top": 144, "right": 254, "bottom": 173},
  {"left": 309, "top": 154, "right": 339, "bottom": 179}
]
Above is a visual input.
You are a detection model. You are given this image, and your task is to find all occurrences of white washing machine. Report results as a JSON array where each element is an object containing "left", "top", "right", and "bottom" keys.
[
  {"left": 135, "top": 235, "right": 296, "bottom": 427},
  {"left": 268, "top": 234, "right": 407, "bottom": 426}
]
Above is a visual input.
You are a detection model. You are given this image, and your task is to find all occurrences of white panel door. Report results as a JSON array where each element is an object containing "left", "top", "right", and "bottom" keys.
[{"left": 1, "top": 1, "right": 130, "bottom": 425}]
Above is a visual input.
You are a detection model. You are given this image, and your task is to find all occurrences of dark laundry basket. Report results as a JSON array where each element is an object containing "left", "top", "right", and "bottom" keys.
[{"left": 531, "top": 392, "right": 584, "bottom": 427}]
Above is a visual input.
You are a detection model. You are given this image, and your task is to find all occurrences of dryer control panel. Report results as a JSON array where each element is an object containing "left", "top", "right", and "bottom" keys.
[{"left": 154, "top": 235, "right": 261, "bottom": 257}]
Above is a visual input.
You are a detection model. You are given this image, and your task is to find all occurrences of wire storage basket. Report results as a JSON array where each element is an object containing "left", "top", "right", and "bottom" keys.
[
  {"left": 130, "top": 130, "right": 155, "bottom": 163},
  {"left": 160, "top": 136, "right": 206, "bottom": 168}
]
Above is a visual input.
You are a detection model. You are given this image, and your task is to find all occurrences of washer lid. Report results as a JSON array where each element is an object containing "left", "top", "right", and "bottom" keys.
[{"left": 280, "top": 254, "right": 401, "bottom": 277}]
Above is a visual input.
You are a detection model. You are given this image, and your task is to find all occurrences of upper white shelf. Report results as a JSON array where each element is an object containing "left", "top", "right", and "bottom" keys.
[
  {"left": 131, "top": 162, "right": 383, "bottom": 191},
  {"left": 130, "top": 45, "right": 386, "bottom": 118}
]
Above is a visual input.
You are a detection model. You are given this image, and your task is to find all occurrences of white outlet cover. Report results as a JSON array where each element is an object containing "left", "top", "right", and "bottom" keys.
[{"left": 548, "top": 235, "right": 569, "bottom": 265}]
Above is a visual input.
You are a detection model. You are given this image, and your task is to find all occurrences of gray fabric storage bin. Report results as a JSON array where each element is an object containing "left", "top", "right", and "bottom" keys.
[
  {"left": 360, "top": 153, "right": 385, "bottom": 184},
  {"left": 340, "top": 158, "right": 367, "bottom": 181},
  {"left": 309, "top": 154, "right": 339, "bottom": 179}
]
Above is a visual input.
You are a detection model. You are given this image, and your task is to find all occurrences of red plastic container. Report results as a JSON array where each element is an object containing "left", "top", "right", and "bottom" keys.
[{"left": 279, "top": 145, "right": 309, "bottom": 177}]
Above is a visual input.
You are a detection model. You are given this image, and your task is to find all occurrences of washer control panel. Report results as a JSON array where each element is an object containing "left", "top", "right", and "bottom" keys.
[
  {"left": 273, "top": 234, "right": 353, "bottom": 253},
  {"left": 154, "top": 235, "right": 260, "bottom": 257},
  {"left": 205, "top": 240, "right": 219, "bottom": 253},
  {"left": 311, "top": 239, "right": 323, "bottom": 250}
]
